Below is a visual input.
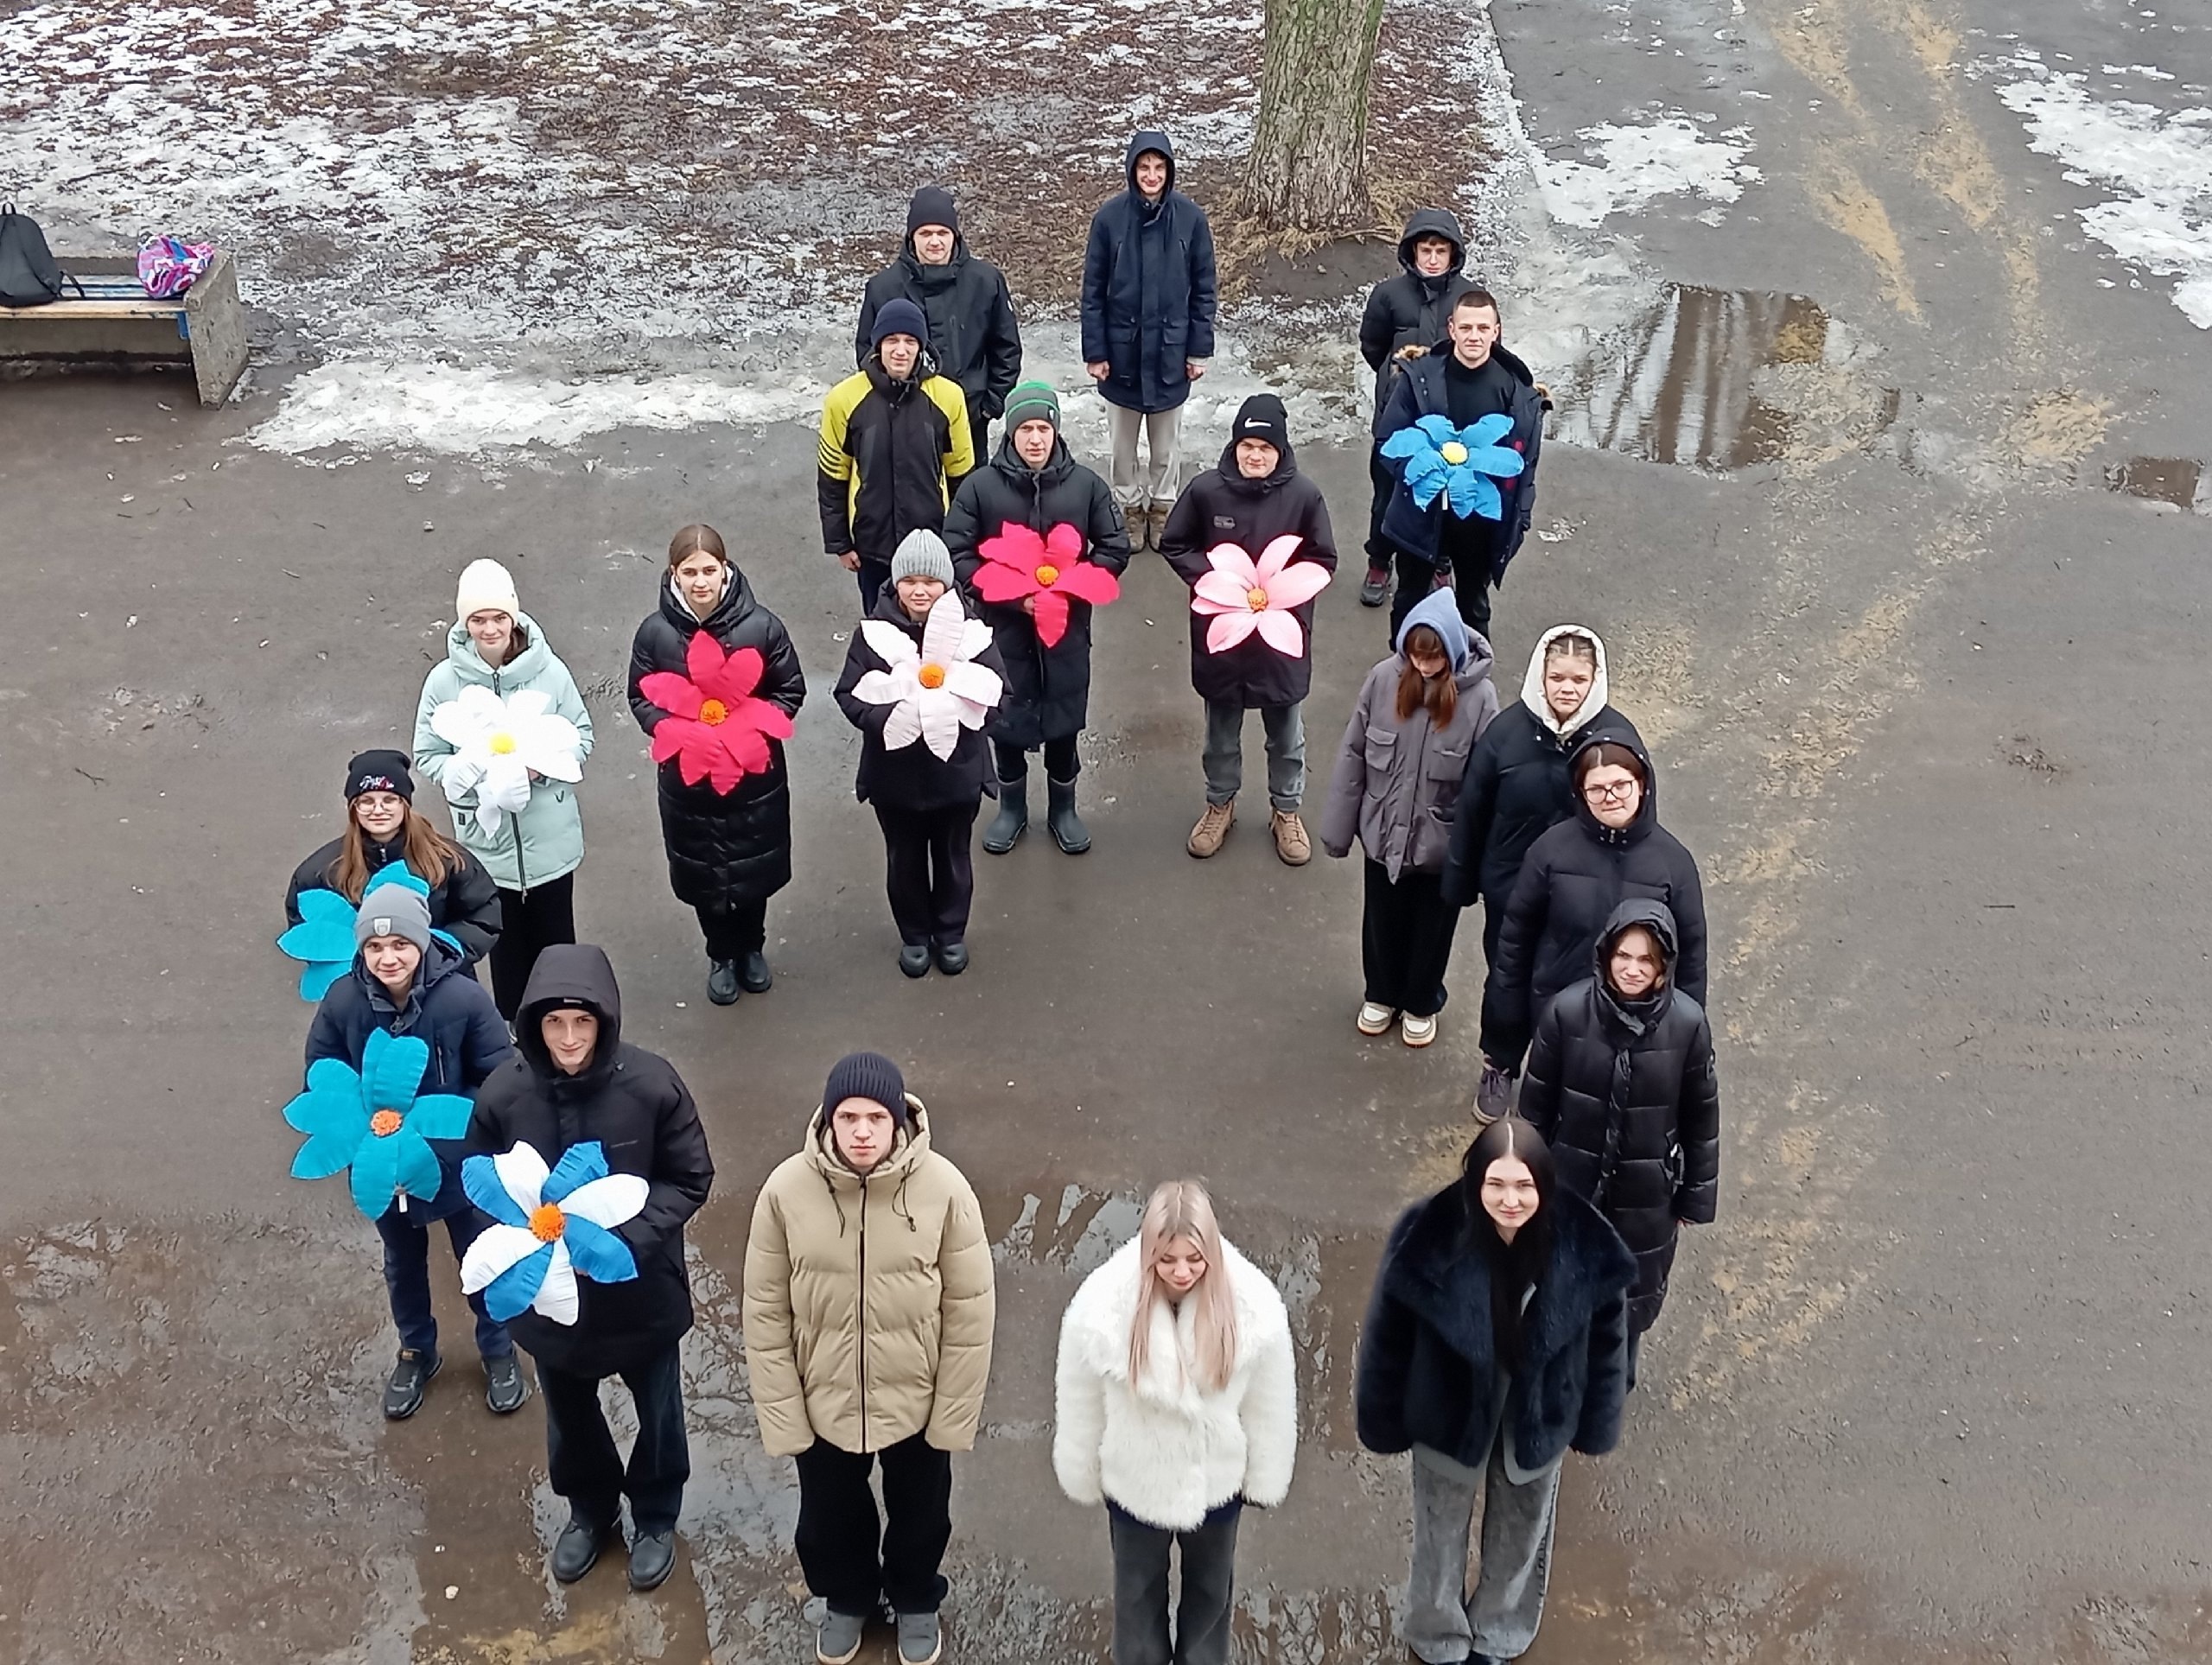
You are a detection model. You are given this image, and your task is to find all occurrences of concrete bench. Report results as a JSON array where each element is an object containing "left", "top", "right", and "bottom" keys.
[{"left": 0, "top": 249, "right": 248, "bottom": 407}]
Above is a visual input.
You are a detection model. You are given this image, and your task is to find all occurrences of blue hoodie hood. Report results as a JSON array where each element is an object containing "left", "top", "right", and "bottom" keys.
[{"left": 1395, "top": 586, "right": 1474, "bottom": 670}]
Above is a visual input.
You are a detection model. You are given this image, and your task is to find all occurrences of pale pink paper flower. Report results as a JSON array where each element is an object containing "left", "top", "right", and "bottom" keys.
[{"left": 1190, "top": 535, "right": 1332, "bottom": 658}]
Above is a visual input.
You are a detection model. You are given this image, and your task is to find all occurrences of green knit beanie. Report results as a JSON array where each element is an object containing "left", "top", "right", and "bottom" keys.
[{"left": 1003, "top": 380, "right": 1061, "bottom": 431}]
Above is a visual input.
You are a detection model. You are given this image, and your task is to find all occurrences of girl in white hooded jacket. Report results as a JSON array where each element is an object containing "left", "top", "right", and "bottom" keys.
[{"left": 1053, "top": 1180, "right": 1298, "bottom": 1665}]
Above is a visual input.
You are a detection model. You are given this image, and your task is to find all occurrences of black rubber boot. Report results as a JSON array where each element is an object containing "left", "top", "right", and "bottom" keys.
[
  {"left": 1046, "top": 775, "right": 1090, "bottom": 855},
  {"left": 981, "top": 776, "right": 1027, "bottom": 854}
]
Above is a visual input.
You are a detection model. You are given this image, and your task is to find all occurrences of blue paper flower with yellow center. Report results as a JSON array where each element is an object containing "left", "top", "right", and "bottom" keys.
[
  {"left": 1380, "top": 413, "right": 1526, "bottom": 520},
  {"left": 276, "top": 861, "right": 459, "bottom": 1001},
  {"left": 283, "top": 1028, "right": 473, "bottom": 1217}
]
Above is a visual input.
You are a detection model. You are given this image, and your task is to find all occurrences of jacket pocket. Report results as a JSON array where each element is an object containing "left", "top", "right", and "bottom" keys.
[
  {"left": 1411, "top": 805, "right": 1455, "bottom": 870},
  {"left": 1363, "top": 727, "right": 1399, "bottom": 776},
  {"left": 1424, "top": 742, "right": 1468, "bottom": 783}
]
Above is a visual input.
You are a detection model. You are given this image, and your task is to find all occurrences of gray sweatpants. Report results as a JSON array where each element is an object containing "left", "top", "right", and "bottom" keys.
[
  {"left": 1403, "top": 1440, "right": 1561, "bottom": 1663},
  {"left": 1107, "top": 403, "right": 1184, "bottom": 512},
  {"left": 1202, "top": 701, "right": 1305, "bottom": 812}
]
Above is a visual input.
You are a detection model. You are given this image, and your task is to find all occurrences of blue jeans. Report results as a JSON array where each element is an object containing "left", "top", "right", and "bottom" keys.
[
  {"left": 540, "top": 1344, "right": 691, "bottom": 1537},
  {"left": 373, "top": 1207, "right": 512, "bottom": 1362}
]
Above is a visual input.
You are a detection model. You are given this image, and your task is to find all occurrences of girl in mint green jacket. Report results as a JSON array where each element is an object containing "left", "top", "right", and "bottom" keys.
[{"left": 414, "top": 560, "right": 594, "bottom": 1018}]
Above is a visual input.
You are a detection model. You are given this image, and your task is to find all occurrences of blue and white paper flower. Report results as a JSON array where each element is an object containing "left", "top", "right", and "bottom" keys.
[
  {"left": 461, "top": 1141, "right": 645, "bottom": 1325},
  {"left": 277, "top": 861, "right": 459, "bottom": 1001},
  {"left": 283, "top": 1029, "right": 474, "bottom": 1218},
  {"left": 1380, "top": 413, "right": 1526, "bottom": 520}
]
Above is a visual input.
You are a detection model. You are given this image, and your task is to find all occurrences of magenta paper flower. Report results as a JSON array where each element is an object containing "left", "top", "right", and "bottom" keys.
[{"left": 1190, "top": 536, "right": 1333, "bottom": 658}]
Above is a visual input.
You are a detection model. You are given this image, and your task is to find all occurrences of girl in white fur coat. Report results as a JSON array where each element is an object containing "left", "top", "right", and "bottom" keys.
[{"left": 1052, "top": 1180, "right": 1298, "bottom": 1665}]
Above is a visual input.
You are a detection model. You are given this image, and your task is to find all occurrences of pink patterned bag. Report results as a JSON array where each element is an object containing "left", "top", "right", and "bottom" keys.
[{"left": 137, "top": 235, "right": 215, "bottom": 298}]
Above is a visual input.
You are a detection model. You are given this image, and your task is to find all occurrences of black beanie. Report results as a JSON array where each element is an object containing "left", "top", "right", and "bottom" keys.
[
  {"left": 823, "top": 1051, "right": 909, "bottom": 1128},
  {"left": 1232, "top": 393, "right": 1290, "bottom": 454},
  {"left": 345, "top": 748, "right": 416, "bottom": 802},
  {"left": 906, "top": 185, "right": 959, "bottom": 237}
]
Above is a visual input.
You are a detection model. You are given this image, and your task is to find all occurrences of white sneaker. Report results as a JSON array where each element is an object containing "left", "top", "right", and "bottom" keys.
[
  {"left": 1401, "top": 1012, "right": 1438, "bottom": 1048},
  {"left": 1357, "top": 1001, "right": 1397, "bottom": 1035}
]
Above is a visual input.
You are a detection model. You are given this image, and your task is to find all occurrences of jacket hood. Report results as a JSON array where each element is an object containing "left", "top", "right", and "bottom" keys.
[
  {"left": 514, "top": 943, "right": 624, "bottom": 1083},
  {"left": 1567, "top": 728, "right": 1657, "bottom": 844},
  {"left": 1396, "top": 207, "right": 1467, "bottom": 279},
  {"left": 1520, "top": 623, "right": 1612, "bottom": 735},
  {"left": 1395, "top": 586, "right": 1485, "bottom": 676},
  {"left": 660, "top": 566, "right": 760, "bottom": 639},
  {"left": 1594, "top": 898, "right": 1680, "bottom": 1020},
  {"left": 1125, "top": 130, "right": 1176, "bottom": 194},
  {"left": 801, "top": 1095, "right": 934, "bottom": 1191},
  {"left": 442, "top": 608, "right": 552, "bottom": 686}
]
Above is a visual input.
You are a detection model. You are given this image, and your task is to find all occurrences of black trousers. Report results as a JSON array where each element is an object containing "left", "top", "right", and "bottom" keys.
[
  {"left": 874, "top": 803, "right": 977, "bottom": 947},
  {"left": 538, "top": 1343, "right": 690, "bottom": 1537},
  {"left": 856, "top": 557, "right": 892, "bottom": 610},
  {"left": 1365, "top": 443, "right": 1396, "bottom": 566},
  {"left": 489, "top": 872, "right": 576, "bottom": 1020},
  {"left": 993, "top": 734, "right": 1081, "bottom": 783},
  {"left": 1109, "top": 1504, "right": 1241, "bottom": 1665},
  {"left": 1362, "top": 860, "right": 1460, "bottom": 1017},
  {"left": 794, "top": 1433, "right": 954, "bottom": 1617},
  {"left": 1389, "top": 551, "right": 1491, "bottom": 645},
  {"left": 694, "top": 895, "right": 768, "bottom": 963}
]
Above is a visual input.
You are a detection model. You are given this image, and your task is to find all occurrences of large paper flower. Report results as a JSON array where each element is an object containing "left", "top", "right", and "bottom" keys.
[
  {"left": 850, "top": 590, "right": 1004, "bottom": 760},
  {"left": 972, "top": 521, "right": 1122, "bottom": 649},
  {"left": 1379, "top": 413, "right": 1526, "bottom": 520},
  {"left": 277, "top": 861, "right": 459, "bottom": 1001},
  {"left": 460, "top": 1141, "right": 646, "bottom": 1325},
  {"left": 428, "top": 684, "right": 585, "bottom": 836},
  {"left": 283, "top": 1028, "right": 474, "bottom": 1218},
  {"left": 637, "top": 632, "right": 798, "bottom": 795},
  {"left": 1190, "top": 535, "right": 1333, "bottom": 658}
]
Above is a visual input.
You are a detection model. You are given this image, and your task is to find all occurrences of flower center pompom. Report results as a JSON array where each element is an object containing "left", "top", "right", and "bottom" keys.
[
  {"left": 1245, "top": 587, "right": 1271, "bottom": 612},
  {"left": 1034, "top": 564, "right": 1059, "bottom": 587},
  {"left": 698, "top": 698, "right": 728, "bottom": 726},
  {"left": 529, "top": 1202, "right": 567, "bottom": 1243},
  {"left": 1440, "top": 442, "right": 1469, "bottom": 466},
  {"left": 918, "top": 664, "right": 947, "bottom": 690},
  {"left": 369, "top": 1109, "right": 404, "bottom": 1137},
  {"left": 488, "top": 732, "right": 518, "bottom": 755}
]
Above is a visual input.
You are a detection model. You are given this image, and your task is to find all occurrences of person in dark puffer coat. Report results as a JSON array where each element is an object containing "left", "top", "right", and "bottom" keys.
[
  {"left": 465, "top": 944, "right": 715, "bottom": 1592},
  {"left": 305, "top": 883, "right": 519, "bottom": 1421},
  {"left": 627, "top": 524, "right": 806, "bottom": 1006},
  {"left": 1516, "top": 899, "right": 1719, "bottom": 1380},
  {"left": 944, "top": 379, "right": 1131, "bottom": 855},
  {"left": 1479, "top": 731, "right": 1707, "bottom": 1077}
]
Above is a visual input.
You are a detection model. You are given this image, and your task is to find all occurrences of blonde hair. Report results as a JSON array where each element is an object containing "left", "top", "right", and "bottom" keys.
[{"left": 1128, "top": 1180, "right": 1239, "bottom": 1395}]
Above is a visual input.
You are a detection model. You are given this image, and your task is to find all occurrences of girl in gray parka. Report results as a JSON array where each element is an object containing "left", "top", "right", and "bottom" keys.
[
  {"left": 1319, "top": 588, "right": 1498, "bottom": 1047},
  {"left": 414, "top": 558, "right": 594, "bottom": 1020}
]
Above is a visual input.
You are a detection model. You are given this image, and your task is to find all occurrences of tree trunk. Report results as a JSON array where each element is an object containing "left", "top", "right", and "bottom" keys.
[{"left": 1240, "top": 0, "right": 1387, "bottom": 232}]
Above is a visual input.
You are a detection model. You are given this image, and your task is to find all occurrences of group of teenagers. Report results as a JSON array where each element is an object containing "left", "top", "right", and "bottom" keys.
[{"left": 270, "top": 135, "right": 1726, "bottom": 1665}]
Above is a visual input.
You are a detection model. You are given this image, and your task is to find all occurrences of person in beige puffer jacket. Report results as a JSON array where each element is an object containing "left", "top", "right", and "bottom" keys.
[{"left": 742, "top": 1052, "right": 995, "bottom": 1665}]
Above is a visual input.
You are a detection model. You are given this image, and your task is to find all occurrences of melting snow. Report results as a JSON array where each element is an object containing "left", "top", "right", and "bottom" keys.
[{"left": 1535, "top": 117, "right": 1761, "bottom": 230}]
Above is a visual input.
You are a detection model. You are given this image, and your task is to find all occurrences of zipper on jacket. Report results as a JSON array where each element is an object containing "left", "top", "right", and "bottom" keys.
[{"left": 855, "top": 1172, "right": 869, "bottom": 1451}]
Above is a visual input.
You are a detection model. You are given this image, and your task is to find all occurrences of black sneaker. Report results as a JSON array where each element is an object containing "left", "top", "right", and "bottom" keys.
[
  {"left": 706, "top": 959, "right": 741, "bottom": 1005},
  {"left": 898, "top": 944, "right": 931, "bottom": 979},
  {"left": 1358, "top": 565, "right": 1390, "bottom": 607},
  {"left": 738, "top": 950, "right": 772, "bottom": 993},
  {"left": 484, "top": 1353, "right": 528, "bottom": 1414},
  {"left": 383, "top": 1348, "right": 441, "bottom": 1420},
  {"left": 550, "top": 1514, "right": 612, "bottom": 1584}
]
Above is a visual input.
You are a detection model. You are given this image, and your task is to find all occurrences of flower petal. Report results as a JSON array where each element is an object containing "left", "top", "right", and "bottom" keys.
[
  {"left": 533, "top": 1244, "right": 581, "bottom": 1325},
  {"left": 639, "top": 670, "right": 704, "bottom": 721},
  {"left": 881, "top": 698, "right": 925, "bottom": 751},
  {"left": 1255, "top": 608, "right": 1308, "bottom": 658},
  {"left": 491, "top": 1142, "right": 552, "bottom": 1211},
  {"left": 717, "top": 726, "right": 772, "bottom": 786},
  {"left": 1264, "top": 562, "right": 1332, "bottom": 610},
  {"left": 559, "top": 1172, "right": 650, "bottom": 1229},
  {"left": 849, "top": 668, "right": 909, "bottom": 707},
  {"left": 479, "top": 1238, "right": 557, "bottom": 1320},
  {"left": 296, "top": 960, "right": 348, "bottom": 1001},
  {"left": 461, "top": 1223, "right": 544, "bottom": 1294},
  {"left": 860, "top": 620, "right": 919, "bottom": 665},
  {"left": 562, "top": 1214, "right": 640, "bottom": 1284},
  {"left": 406, "top": 1092, "right": 474, "bottom": 1143},
  {"left": 978, "top": 523, "right": 1045, "bottom": 568},
  {"left": 463, "top": 1153, "right": 531, "bottom": 1227},
  {"left": 1468, "top": 412, "right": 1516, "bottom": 447},
  {"left": 1203, "top": 543, "right": 1260, "bottom": 585},
  {"left": 1255, "top": 534, "right": 1305, "bottom": 581},
  {"left": 394, "top": 1130, "right": 444, "bottom": 1203},
  {"left": 506, "top": 688, "right": 555, "bottom": 721},
  {"left": 1053, "top": 563, "right": 1120, "bottom": 606},
  {"left": 362, "top": 1029, "right": 430, "bottom": 1114},
  {"left": 918, "top": 694, "right": 964, "bottom": 759},
  {"left": 957, "top": 619, "right": 996, "bottom": 662},
  {"left": 684, "top": 629, "right": 729, "bottom": 688},
  {"left": 919, "top": 591, "right": 969, "bottom": 664},
  {"left": 941, "top": 661, "right": 1002, "bottom": 708},
  {"left": 349, "top": 1130, "right": 402, "bottom": 1219},
  {"left": 284, "top": 1081, "right": 364, "bottom": 1138},
  {"left": 542, "top": 1141, "right": 610, "bottom": 1204},
  {"left": 1193, "top": 570, "right": 1254, "bottom": 610},
  {"left": 701, "top": 644, "right": 766, "bottom": 705},
  {"left": 1205, "top": 612, "right": 1260, "bottom": 653},
  {"left": 1378, "top": 426, "right": 1427, "bottom": 463},
  {"left": 1046, "top": 522, "right": 1086, "bottom": 562},
  {"left": 1033, "top": 590, "right": 1071, "bottom": 648},
  {"left": 304, "top": 1055, "right": 364, "bottom": 1099},
  {"left": 972, "top": 563, "right": 1039, "bottom": 604},
  {"left": 1414, "top": 414, "right": 1459, "bottom": 448},
  {"left": 290, "top": 1129, "right": 358, "bottom": 1181}
]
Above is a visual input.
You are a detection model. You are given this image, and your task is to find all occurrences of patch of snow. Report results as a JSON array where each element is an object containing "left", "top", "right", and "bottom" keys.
[
  {"left": 1993, "top": 60, "right": 2212, "bottom": 326},
  {"left": 1535, "top": 116, "right": 1761, "bottom": 229}
]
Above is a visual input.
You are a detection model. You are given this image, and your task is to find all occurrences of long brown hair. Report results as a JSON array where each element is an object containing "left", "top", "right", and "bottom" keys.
[
  {"left": 1395, "top": 625, "right": 1459, "bottom": 727},
  {"left": 667, "top": 524, "right": 728, "bottom": 570},
  {"left": 1128, "top": 1180, "right": 1239, "bottom": 1395},
  {"left": 327, "top": 801, "right": 456, "bottom": 900}
]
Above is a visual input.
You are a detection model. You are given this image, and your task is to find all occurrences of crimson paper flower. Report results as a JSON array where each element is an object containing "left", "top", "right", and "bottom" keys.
[
  {"left": 637, "top": 632, "right": 796, "bottom": 794},
  {"left": 972, "top": 521, "right": 1122, "bottom": 649}
]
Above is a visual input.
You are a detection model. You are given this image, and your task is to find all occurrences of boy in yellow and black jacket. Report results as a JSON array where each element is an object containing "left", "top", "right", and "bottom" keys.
[{"left": 819, "top": 297, "right": 976, "bottom": 608}]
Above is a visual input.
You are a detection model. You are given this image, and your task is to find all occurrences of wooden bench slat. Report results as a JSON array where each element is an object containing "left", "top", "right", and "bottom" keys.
[{"left": 0, "top": 299, "right": 185, "bottom": 320}]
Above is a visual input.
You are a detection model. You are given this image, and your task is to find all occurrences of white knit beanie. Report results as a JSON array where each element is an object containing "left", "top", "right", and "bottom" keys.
[{"left": 454, "top": 557, "right": 520, "bottom": 621}]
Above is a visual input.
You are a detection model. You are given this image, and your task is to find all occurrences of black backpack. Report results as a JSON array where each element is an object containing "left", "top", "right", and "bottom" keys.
[{"left": 0, "top": 204, "right": 75, "bottom": 307}]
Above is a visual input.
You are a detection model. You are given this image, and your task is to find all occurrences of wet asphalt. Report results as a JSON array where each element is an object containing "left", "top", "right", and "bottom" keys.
[{"left": 5, "top": 0, "right": 2212, "bottom": 1660}]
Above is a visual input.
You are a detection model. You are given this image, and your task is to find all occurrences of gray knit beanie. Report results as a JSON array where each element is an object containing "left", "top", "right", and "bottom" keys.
[
  {"left": 355, "top": 884, "right": 432, "bottom": 954},
  {"left": 889, "top": 528, "right": 956, "bottom": 587}
]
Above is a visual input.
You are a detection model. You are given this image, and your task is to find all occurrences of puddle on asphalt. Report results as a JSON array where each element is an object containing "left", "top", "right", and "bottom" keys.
[
  {"left": 1558, "top": 285, "right": 1878, "bottom": 470},
  {"left": 2107, "top": 455, "right": 2205, "bottom": 510}
]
